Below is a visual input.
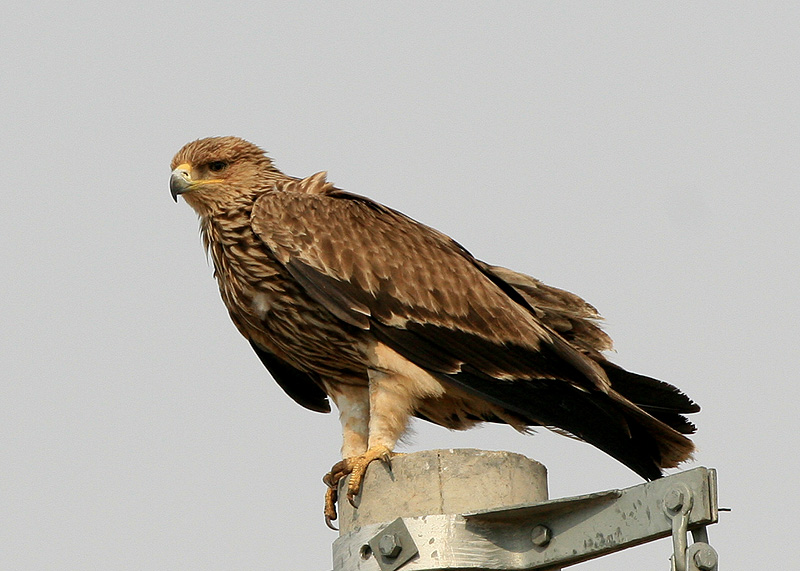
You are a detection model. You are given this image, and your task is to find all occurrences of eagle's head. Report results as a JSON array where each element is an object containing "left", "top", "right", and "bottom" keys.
[{"left": 170, "top": 136, "right": 280, "bottom": 216}]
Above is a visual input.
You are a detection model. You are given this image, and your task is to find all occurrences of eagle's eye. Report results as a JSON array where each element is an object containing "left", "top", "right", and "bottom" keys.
[{"left": 208, "top": 161, "right": 228, "bottom": 173}]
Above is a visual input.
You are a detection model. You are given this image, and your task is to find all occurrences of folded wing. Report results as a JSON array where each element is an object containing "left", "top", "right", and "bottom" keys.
[{"left": 250, "top": 184, "right": 698, "bottom": 479}]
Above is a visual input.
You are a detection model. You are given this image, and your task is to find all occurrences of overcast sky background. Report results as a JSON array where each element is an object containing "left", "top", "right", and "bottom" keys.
[{"left": 2, "top": 3, "right": 798, "bottom": 569}]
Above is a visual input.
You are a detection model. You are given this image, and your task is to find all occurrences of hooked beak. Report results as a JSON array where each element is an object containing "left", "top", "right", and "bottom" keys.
[{"left": 170, "top": 164, "right": 193, "bottom": 202}]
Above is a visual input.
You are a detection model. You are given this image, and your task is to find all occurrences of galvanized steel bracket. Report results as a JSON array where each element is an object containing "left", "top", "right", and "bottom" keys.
[
  {"left": 333, "top": 466, "right": 718, "bottom": 570},
  {"left": 664, "top": 481, "right": 719, "bottom": 571},
  {"left": 366, "top": 517, "right": 419, "bottom": 571}
]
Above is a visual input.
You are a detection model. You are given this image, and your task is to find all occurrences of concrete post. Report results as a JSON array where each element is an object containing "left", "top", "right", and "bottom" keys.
[
  {"left": 335, "top": 448, "right": 552, "bottom": 570},
  {"left": 338, "top": 449, "right": 548, "bottom": 534}
]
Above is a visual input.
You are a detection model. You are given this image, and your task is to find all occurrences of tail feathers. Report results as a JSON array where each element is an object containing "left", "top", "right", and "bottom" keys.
[
  {"left": 647, "top": 411, "right": 697, "bottom": 435},
  {"left": 606, "top": 390, "right": 696, "bottom": 470},
  {"left": 602, "top": 362, "right": 700, "bottom": 414},
  {"left": 440, "top": 368, "right": 693, "bottom": 480}
]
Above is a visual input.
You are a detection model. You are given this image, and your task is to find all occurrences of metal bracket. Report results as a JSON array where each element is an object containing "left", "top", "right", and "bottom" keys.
[
  {"left": 333, "top": 467, "right": 718, "bottom": 570},
  {"left": 687, "top": 541, "right": 719, "bottom": 571},
  {"left": 365, "top": 517, "right": 419, "bottom": 571},
  {"left": 665, "top": 483, "right": 718, "bottom": 571}
]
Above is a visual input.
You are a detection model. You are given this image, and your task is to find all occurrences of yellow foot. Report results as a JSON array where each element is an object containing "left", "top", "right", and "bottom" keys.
[
  {"left": 322, "top": 445, "right": 397, "bottom": 529},
  {"left": 324, "top": 486, "right": 339, "bottom": 530}
]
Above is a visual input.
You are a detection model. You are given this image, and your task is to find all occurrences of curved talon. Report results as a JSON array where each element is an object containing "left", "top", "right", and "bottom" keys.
[
  {"left": 322, "top": 446, "right": 396, "bottom": 527},
  {"left": 344, "top": 445, "right": 393, "bottom": 504},
  {"left": 324, "top": 486, "right": 339, "bottom": 531},
  {"left": 323, "top": 465, "right": 348, "bottom": 530},
  {"left": 347, "top": 492, "right": 359, "bottom": 508}
]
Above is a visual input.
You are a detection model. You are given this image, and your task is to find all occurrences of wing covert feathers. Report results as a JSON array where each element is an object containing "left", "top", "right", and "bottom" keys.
[{"left": 251, "top": 188, "right": 608, "bottom": 389}]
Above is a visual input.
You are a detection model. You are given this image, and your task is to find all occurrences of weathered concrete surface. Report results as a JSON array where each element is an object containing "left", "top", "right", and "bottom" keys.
[{"left": 337, "top": 449, "right": 548, "bottom": 534}]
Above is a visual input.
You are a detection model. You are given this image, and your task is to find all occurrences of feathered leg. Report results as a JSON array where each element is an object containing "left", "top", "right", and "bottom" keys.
[
  {"left": 323, "top": 371, "right": 411, "bottom": 527},
  {"left": 323, "top": 384, "right": 370, "bottom": 528}
]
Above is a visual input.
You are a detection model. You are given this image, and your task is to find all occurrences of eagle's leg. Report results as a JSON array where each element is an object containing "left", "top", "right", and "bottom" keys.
[
  {"left": 342, "top": 370, "right": 409, "bottom": 504},
  {"left": 323, "top": 371, "right": 412, "bottom": 526},
  {"left": 323, "top": 384, "right": 370, "bottom": 528}
]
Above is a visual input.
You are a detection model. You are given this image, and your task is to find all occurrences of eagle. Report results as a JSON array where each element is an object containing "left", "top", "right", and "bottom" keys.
[{"left": 170, "top": 136, "right": 699, "bottom": 527}]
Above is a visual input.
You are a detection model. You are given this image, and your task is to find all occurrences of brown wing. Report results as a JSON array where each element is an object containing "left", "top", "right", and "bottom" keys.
[
  {"left": 476, "top": 263, "right": 613, "bottom": 356},
  {"left": 250, "top": 186, "right": 698, "bottom": 479},
  {"left": 250, "top": 187, "right": 610, "bottom": 392}
]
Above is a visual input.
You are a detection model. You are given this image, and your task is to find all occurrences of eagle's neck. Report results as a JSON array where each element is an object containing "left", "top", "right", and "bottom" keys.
[
  {"left": 199, "top": 205, "right": 255, "bottom": 280},
  {"left": 199, "top": 205, "right": 284, "bottom": 319},
  {"left": 200, "top": 207, "right": 247, "bottom": 254}
]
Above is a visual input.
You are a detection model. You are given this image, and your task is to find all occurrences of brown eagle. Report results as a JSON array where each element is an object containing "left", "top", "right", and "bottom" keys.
[{"left": 170, "top": 136, "right": 698, "bottom": 527}]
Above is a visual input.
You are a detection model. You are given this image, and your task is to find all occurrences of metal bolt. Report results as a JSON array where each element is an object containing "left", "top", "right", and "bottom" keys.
[
  {"left": 531, "top": 524, "right": 552, "bottom": 547},
  {"left": 693, "top": 545, "right": 718, "bottom": 570},
  {"left": 378, "top": 533, "right": 402, "bottom": 558},
  {"left": 664, "top": 489, "right": 685, "bottom": 511}
]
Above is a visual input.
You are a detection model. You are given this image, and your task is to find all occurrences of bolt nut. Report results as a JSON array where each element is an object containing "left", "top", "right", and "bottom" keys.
[
  {"left": 664, "top": 489, "right": 685, "bottom": 511},
  {"left": 693, "top": 545, "right": 718, "bottom": 570},
  {"left": 531, "top": 524, "right": 552, "bottom": 547},
  {"left": 378, "top": 533, "right": 402, "bottom": 558}
]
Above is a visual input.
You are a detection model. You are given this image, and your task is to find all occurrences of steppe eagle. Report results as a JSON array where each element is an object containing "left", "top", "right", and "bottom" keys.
[{"left": 170, "top": 136, "right": 698, "bottom": 527}]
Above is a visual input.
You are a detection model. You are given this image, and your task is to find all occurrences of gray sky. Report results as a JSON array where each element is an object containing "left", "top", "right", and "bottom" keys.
[{"left": 2, "top": 2, "right": 798, "bottom": 569}]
